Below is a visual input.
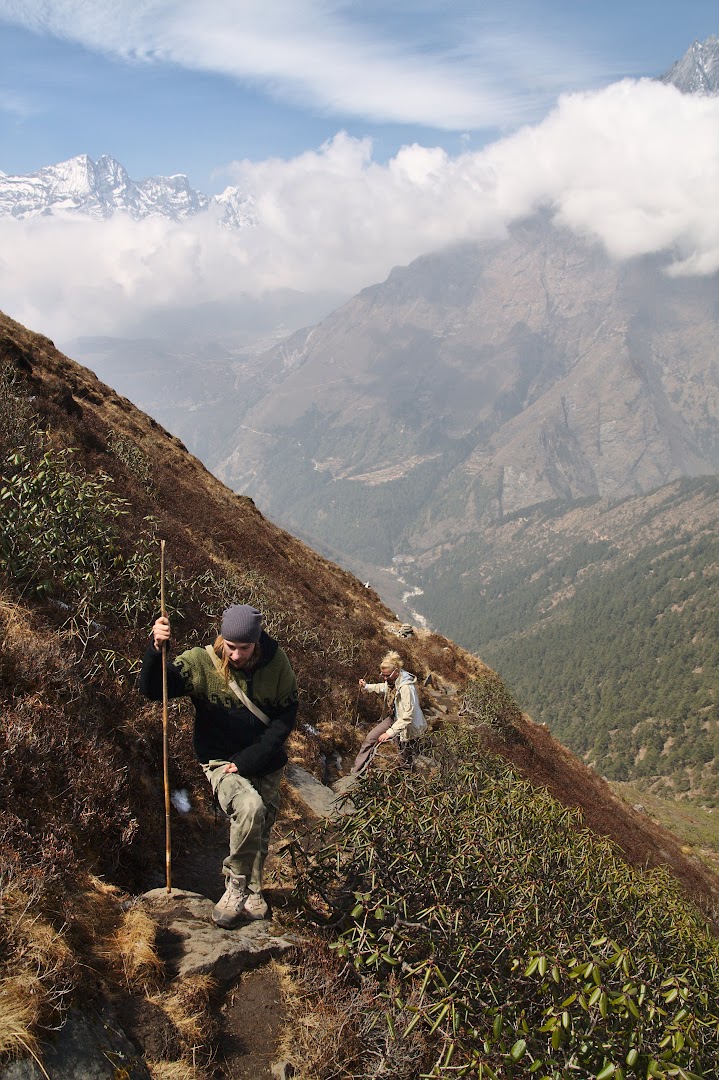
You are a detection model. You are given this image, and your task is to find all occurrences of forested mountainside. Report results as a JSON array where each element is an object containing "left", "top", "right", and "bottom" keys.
[
  {"left": 417, "top": 477, "right": 719, "bottom": 803},
  {"left": 2, "top": 308, "right": 719, "bottom": 1079}
]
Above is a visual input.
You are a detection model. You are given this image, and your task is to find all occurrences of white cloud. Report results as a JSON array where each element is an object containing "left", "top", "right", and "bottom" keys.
[
  {"left": 0, "top": 0, "right": 615, "bottom": 129},
  {"left": 2, "top": 79, "right": 719, "bottom": 341},
  {"left": 480, "top": 79, "right": 719, "bottom": 266}
]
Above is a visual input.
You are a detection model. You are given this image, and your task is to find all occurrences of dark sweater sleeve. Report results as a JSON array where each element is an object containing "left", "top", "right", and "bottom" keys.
[
  {"left": 138, "top": 641, "right": 191, "bottom": 700},
  {"left": 231, "top": 699, "right": 298, "bottom": 777}
]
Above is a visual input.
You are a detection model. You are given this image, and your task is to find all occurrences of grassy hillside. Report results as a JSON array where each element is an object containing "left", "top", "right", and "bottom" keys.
[
  {"left": 418, "top": 480, "right": 719, "bottom": 805},
  {"left": 2, "top": 309, "right": 719, "bottom": 1079}
]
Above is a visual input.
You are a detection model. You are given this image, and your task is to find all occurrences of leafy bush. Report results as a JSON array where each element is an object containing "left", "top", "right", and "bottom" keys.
[
  {"left": 0, "top": 415, "right": 188, "bottom": 679},
  {"left": 0, "top": 361, "right": 41, "bottom": 461},
  {"left": 289, "top": 728, "right": 719, "bottom": 1078},
  {"left": 460, "top": 671, "right": 522, "bottom": 732},
  {"left": 1, "top": 445, "right": 127, "bottom": 599},
  {"left": 106, "top": 429, "right": 156, "bottom": 495}
]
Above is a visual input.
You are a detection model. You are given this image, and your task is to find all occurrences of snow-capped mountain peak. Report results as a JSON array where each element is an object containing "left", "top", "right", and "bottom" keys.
[
  {"left": 660, "top": 35, "right": 719, "bottom": 95},
  {"left": 2, "top": 37, "right": 715, "bottom": 228},
  {"left": 0, "top": 154, "right": 254, "bottom": 227}
]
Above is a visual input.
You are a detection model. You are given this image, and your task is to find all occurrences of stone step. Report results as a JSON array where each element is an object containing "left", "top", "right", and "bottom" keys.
[
  {"left": 0, "top": 1004, "right": 151, "bottom": 1080},
  {"left": 142, "top": 888, "right": 299, "bottom": 981},
  {"left": 284, "top": 763, "right": 355, "bottom": 818}
]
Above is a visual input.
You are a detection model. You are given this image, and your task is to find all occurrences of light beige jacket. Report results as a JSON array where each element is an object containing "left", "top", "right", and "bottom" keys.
[{"left": 363, "top": 669, "right": 427, "bottom": 742}]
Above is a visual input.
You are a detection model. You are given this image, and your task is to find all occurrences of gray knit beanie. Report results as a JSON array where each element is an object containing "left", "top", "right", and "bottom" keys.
[{"left": 220, "top": 604, "right": 263, "bottom": 643}]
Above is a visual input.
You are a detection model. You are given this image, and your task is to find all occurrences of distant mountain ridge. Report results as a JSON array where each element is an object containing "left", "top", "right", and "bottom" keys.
[
  {"left": 0, "top": 152, "right": 254, "bottom": 226},
  {"left": 661, "top": 35, "right": 719, "bottom": 95},
  {"left": 211, "top": 220, "right": 719, "bottom": 566}
]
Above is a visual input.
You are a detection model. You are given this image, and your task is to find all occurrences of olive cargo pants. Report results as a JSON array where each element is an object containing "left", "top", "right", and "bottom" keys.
[{"left": 202, "top": 761, "right": 283, "bottom": 892}]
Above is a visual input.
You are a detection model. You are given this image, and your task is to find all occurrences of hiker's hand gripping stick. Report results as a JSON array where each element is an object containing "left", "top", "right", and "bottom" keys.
[{"left": 152, "top": 615, "right": 171, "bottom": 650}]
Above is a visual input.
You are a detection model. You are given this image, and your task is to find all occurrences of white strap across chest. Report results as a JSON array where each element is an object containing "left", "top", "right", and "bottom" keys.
[{"left": 204, "top": 644, "right": 270, "bottom": 726}]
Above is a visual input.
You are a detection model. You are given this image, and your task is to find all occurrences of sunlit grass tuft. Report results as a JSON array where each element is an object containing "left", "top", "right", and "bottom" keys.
[
  {"left": 0, "top": 979, "right": 40, "bottom": 1060},
  {"left": 112, "top": 906, "right": 163, "bottom": 988}
]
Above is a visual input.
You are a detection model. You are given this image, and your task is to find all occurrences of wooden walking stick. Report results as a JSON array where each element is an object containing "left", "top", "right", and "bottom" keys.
[
  {"left": 160, "top": 539, "right": 172, "bottom": 893},
  {"left": 353, "top": 677, "right": 366, "bottom": 726}
]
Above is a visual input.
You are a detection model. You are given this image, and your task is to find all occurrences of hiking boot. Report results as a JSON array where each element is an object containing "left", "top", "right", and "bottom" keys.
[
  {"left": 243, "top": 890, "right": 269, "bottom": 920},
  {"left": 212, "top": 874, "right": 249, "bottom": 929}
]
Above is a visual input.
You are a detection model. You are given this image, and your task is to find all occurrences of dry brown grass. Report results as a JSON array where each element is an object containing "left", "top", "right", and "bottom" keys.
[
  {"left": 0, "top": 590, "right": 52, "bottom": 693},
  {"left": 155, "top": 974, "right": 217, "bottom": 1048},
  {"left": 12, "top": 914, "right": 75, "bottom": 982},
  {"left": 274, "top": 948, "right": 428, "bottom": 1080},
  {"left": 0, "top": 979, "right": 40, "bottom": 1059},
  {"left": 146, "top": 1061, "right": 201, "bottom": 1080},
  {"left": 0, "top": 593, "right": 27, "bottom": 631},
  {"left": 0, "top": 878, "right": 75, "bottom": 1073},
  {"left": 137, "top": 975, "right": 219, "bottom": 1080},
  {"left": 112, "top": 905, "right": 164, "bottom": 988}
]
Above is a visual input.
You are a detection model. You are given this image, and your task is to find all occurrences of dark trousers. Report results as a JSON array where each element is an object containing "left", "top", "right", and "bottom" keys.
[{"left": 352, "top": 719, "right": 417, "bottom": 773}]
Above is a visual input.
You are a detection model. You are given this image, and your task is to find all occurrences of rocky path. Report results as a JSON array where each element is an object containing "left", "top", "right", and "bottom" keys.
[
  {"left": 1, "top": 678, "right": 460, "bottom": 1080},
  {"left": 129, "top": 688, "right": 458, "bottom": 1079},
  {"left": 135, "top": 763, "right": 354, "bottom": 1079}
]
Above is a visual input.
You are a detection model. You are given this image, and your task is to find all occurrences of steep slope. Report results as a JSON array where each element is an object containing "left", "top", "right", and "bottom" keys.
[
  {"left": 661, "top": 35, "right": 719, "bottom": 95},
  {"left": 2, "top": 309, "right": 719, "bottom": 1077},
  {"left": 196, "top": 218, "right": 719, "bottom": 810}
]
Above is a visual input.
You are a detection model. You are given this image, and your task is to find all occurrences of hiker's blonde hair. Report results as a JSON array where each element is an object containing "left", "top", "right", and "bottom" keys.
[
  {"left": 213, "top": 636, "right": 231, "bottom": 682},
  {"left": 213, "top": 636, "right": 260, "bottom": 683},
  {"left": 380, "top": 650, "right": 403, "bottom": 671}
]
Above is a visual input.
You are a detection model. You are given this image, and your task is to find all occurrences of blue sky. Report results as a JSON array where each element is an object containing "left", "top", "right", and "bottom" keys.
[
  {"left": 0, "top": 2, "right": 718, "bottom": 344},
  {"left": 0, "top": 1, "right": 716, "bottom": 191}
]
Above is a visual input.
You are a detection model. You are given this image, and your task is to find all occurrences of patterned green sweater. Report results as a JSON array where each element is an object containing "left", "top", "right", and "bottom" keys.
[{"left": 140, "top": 631, "right": 298, "bottom": 777}]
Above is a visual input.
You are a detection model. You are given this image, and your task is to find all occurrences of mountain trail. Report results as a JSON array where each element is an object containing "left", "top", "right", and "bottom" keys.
[{"left": 127, "top": 687, "right": 463, "bottom": 1078}]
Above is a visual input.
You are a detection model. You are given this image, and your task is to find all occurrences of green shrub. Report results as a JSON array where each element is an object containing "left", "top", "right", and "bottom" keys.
[
  {"left": 1, "top": 446, "right": 127, "bottom": 599},
  {"left": 461, "top": 672, "right": 522, "bottom": 732},
  {"left": 106, "top": 429, "right": 156, "bottom": 495},
  {"left": 0, "top": 439, "right": 186, "bottom": 673},
  {"left": 0, "top": 362, "right": 41, "bottom": 460},
  {"left": 114, "top": 516, "right": 186, "bottom": 629},
  {"left": 289, "top": 728, "right": 719, "bottom": 1078}
]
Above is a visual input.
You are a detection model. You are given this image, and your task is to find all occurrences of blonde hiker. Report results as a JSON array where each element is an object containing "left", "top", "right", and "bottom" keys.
[
  {"left": 140, "top": 604, "right": 298, "bottom": 929},
  {"left": 352, "top": 650, "right": 426, "bottom": 774}
]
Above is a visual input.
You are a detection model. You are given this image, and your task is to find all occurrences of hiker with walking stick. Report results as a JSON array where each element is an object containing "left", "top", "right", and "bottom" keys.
[
  {"left": 139, "top": 604, "right": 298, "bottom": 929},
  {"left": 351, "top": 650, "right": 426, "bottom": 775}
]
